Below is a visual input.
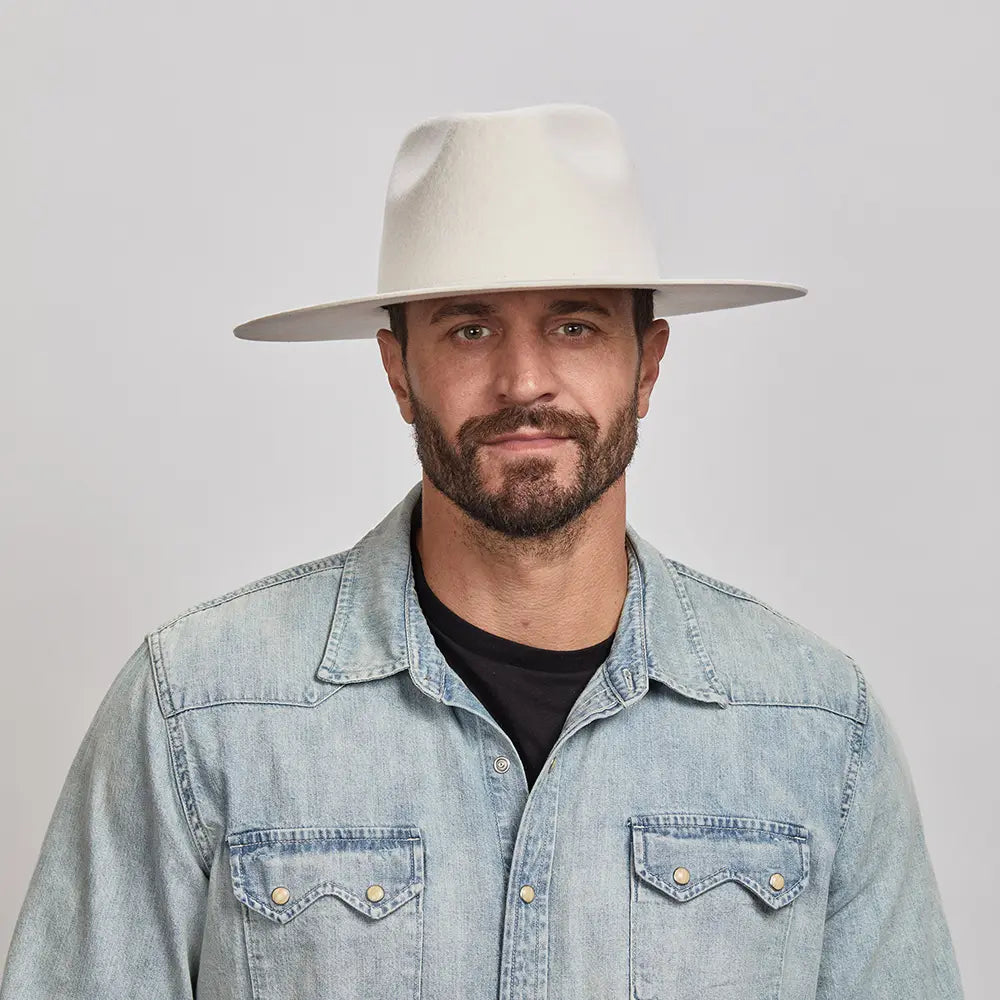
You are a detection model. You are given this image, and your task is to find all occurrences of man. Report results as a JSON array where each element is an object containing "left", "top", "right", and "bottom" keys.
[{"left": 0, "top": 104, "right": 963, "bottom": 998}]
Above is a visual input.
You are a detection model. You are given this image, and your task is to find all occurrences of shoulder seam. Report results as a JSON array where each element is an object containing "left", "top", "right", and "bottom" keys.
[
  {"left": 670, "top": 561, "right": 764, "bottom": 604},
  {"left": 146, "top": 633, "right": 214, "bottom": 874},
  {"left": 671, "top": 561, "right": 854, "bottom": 660},
  {"left": 832, "top": 658, "right": 871, "bottom": 854},
  {"left": 155, "top": 553, "right": 348, "bottom": 633}
]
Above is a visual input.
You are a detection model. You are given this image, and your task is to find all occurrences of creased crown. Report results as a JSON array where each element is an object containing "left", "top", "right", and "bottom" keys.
[{"left": 376, "top": 104, "right": 662, "bottom": 294}]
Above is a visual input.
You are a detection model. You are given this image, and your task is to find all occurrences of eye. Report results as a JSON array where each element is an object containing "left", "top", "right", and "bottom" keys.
[
  {"left": 452, "top": 323, "right": 493, "bottom": 343},
  {"left": 451, "top": 321, "right": 594, "bottom": 344},
  {"left": 555, "top": 321, "right": 594, "bottom": 338}
]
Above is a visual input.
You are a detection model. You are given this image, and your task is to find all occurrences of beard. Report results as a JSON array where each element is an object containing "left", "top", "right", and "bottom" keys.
[{"left": 406, "top": 372, "right": 641, "bottom": 539}]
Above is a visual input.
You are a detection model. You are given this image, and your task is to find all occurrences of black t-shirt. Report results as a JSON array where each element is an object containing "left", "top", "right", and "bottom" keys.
[{"left": 409, "top": 501, "right": 615, "bottom": 788}]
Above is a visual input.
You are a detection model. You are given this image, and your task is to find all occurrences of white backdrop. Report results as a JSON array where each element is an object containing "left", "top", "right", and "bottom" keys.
[{"left": 1, "top": 1, "right": 995, "bottom": 994}]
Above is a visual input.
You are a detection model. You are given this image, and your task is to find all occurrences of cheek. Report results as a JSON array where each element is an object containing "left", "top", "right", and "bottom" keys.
[
  {"left": 435, "top": 382, "right": 481, "bottom": 425},
  {"left": 413, "top": 378, "right": 480, "bottom": 441},
  {"left": 570, "top": 369, "right": 635, "bottom": 414}
]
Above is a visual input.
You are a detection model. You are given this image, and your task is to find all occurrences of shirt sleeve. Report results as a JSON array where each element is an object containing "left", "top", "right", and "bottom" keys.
[
  {"left": 815, "top": 673, "right": 964, "bottom": 998},
  {"left": 0, "top": 639, "right": 209, "bottom": 998}
]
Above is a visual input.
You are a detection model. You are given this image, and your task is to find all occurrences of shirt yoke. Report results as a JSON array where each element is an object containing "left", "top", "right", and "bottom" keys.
[
  {"left": 147, "top": 547, "right": 865, "bottom": 728},
  {"left": 668, "top": 558, "right": 865, "bottom": 724}
]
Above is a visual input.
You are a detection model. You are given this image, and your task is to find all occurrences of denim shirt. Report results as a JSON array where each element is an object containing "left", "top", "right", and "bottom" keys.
[{"left": 0, "top": 480, "right": 964, "bottom": 999}]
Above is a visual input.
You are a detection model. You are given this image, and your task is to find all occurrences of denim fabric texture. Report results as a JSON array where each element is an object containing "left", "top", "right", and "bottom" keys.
[{"left": 0, "top": 480, "right": 964, "bottom": 999}]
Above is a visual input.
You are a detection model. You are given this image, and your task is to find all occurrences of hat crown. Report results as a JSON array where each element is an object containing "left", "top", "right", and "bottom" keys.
[
  {"left": 232, "top": 102, "right": 806, "bottom": 342},
  {"left": 376, "top": 103, "right": 662, "bottom": 294}
]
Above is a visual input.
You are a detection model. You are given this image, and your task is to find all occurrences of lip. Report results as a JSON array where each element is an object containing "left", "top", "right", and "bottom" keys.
[{"left": 483, "top": 434, "right": 571, "bottom": 450}]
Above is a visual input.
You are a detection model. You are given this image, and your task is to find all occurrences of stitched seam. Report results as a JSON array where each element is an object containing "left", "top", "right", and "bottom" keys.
[
  {"left": 321, "top": 662, "right": 408, "bottom": 682},
  {"left": 666, "top": 561, "right": 728, "bottom": 698},
  {"left": 156, "top": 555, "right": 347, "bottom": 632},
  {"left": 230, "top": 835, "right": 420, "bottom": 847},
  {"left": 401, "top": 549, "right": 428, "bottom": 694},
  {"left": 148, "top": 633, "right": 213, "bottom": 874},
  {"left": 165, "top": 689, "right": 347, "bottom": 717},
  {"left": 833, "top": 661, "right": 869, "bottom": 853},
  {"left": 725, "top": 699, "right": 865, "bottom": 723},
  {"left": 321, "top": 543, "right": 360, "bottom": 678},
  {"left": 240, "top": 881, "right": 417, "bottom": 916},
  {"left": 242, "top": 900, "right": 263, "bottom": 1000},
  {"left": 632, "top": 813, "right": 807, "bottom": 837},
  {"left": 628, "top": 837, "right": 635, "bottom": 996},
  {"left": 672, "top": 564, "right": 851, "bottom": 658},
  {"left": 648, "top": 676, "right": 728, "bottom": 705},
  {"left": 568, "top": 682, "right": 613, "bottom": 720},
  {"left": 148, "top": 629, "right": 177, "bottom": 716},
  {"left": 545, "top": 763, "right": 561, "bottom": 999},
  {"left": 847, "top": 656, "right": 871, "bottom": 726},
  {"left": 165, "top": 714, "right": 212, "bottom": 873},
  {"left": 671, "top": 561, "right": 764, "bottom": 601},
  {"left": 627, "top": 533, "right": 649, "bottom": 692},
  {"left": 478, "top": 722, "right": 512, "bottom": 879},
  {"left": 414, "top": 890, "right": 425, "bottom": 1000},
  {"left": 774, "top": 895, "right": 796, "bottom": 1000}
]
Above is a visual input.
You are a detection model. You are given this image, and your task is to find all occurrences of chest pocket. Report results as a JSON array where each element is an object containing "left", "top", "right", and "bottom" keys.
[
  {"left": 226, "top": 825, "right": 425, "bottom": 1000},
  {"left": 628, "top": 813, "right": 809, "bottom": 1000}
]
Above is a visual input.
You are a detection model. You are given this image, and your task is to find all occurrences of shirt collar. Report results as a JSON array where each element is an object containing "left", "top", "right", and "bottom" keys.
[{"left": 315, "top": 480, "right": 729, "bottom": 708}]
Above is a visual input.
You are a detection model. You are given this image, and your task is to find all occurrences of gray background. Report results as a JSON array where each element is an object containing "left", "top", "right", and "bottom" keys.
[{"left": 1, "top": 0, "right": 995, "bottom": 994}]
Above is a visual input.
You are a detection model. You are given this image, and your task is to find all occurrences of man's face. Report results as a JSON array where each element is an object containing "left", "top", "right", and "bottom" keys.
[{"left": 376, "top": 287, "right": 669, "bottom": 539}]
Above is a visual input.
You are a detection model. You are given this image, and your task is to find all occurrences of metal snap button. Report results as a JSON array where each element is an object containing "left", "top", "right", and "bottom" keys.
[
  {"left": 366, "top": 884, "right": 385, "bottom": 902},
  {"left": 271, "top": 886, "right": 291, "bottom": 905},
  {"left": 519, "top": 884, "right": 536, "bottom": 903},
  {"left": 493, "top": 755, "right": 510, "bottom": 773},
  {"left": 672, "top": 867, "right": 691, "bottom": 885},
  {"left": 769, "top": 872, "right": 785, "bottom": 891}
]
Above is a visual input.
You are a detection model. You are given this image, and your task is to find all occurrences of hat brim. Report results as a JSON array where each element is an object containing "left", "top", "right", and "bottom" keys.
[{"left": 232, "top": 277, "right": 807, "bottom": 342}]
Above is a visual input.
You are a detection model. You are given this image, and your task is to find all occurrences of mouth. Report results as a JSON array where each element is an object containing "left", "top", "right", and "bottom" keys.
[{"left": 482, "top": 433, "right": 572, "bottom": 450}]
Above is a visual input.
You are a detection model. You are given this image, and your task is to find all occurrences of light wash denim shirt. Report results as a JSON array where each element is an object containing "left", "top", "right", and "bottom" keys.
[{"left": 1, "top": 481, "right": 963, "bottom": 999}]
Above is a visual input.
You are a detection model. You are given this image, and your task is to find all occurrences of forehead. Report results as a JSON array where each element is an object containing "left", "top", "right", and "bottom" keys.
[{"left": 407, "top": 287, "right": 632, "bottom": 326}]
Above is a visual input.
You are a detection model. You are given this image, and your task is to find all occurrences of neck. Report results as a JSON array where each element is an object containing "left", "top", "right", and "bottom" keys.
[{"left": 414, "top": 475, "right": 629, "bottom": 650}]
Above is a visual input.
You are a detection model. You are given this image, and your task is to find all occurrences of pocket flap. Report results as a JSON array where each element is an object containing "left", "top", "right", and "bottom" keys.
[
  {"left": 630, "top": 813, "right": 809, "bottom": 910},
  {"left": 226, "top": 825, "right": 424, "bottom": 924}
]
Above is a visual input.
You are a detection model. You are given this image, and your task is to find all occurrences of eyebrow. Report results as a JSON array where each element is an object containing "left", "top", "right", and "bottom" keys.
[{"left": 427, "top": 297, "right": 614, "bottom": 326}]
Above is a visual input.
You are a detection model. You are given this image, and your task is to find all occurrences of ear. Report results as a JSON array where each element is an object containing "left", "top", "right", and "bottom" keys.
[
  {"left": 376, "top": 328, "right": 415, "bottom": 424},
  {"left": 637, "top": 319, "right": 670, "bottom": 419}
]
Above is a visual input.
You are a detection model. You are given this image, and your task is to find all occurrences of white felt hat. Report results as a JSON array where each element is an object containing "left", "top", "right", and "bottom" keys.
[{"left": 233, "top": 103, "right": 806, "bottom": 342}]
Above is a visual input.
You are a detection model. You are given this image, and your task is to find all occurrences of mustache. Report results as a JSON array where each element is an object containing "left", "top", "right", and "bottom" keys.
[{"left": 463, "top": 408, "right": 597, "bottom": 447}]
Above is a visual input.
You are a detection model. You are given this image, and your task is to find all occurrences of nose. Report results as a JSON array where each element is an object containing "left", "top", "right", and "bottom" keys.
[{"left": 490, "top": 326, "right": 559, "bottom": 408}]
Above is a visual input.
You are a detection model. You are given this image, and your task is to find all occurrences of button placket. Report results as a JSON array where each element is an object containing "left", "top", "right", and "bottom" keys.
[{"left": 498, "top": 733, "right": 564, "bottom": 1000}]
